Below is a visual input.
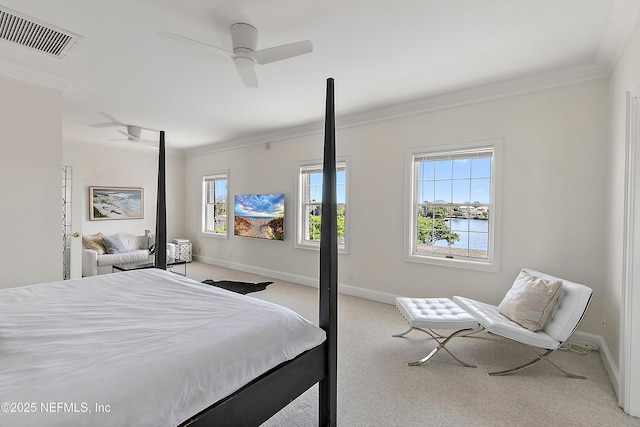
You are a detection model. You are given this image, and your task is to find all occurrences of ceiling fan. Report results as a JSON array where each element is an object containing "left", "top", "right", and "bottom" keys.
[
  {"left": 91, "top": 115, "right": 159, "bottom": 147},
  {"left": 110, "top": 125, "right": 158, "bottom": 146},
  {"left": 160, "top": 23, "right": 313, "bottom": 87}
]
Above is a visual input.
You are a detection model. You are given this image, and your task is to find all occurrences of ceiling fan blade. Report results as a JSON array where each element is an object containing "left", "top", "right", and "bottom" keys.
[
  {"left": 117, "top": 129, "right": 135, "bottom": 139},
  {"left": 234, "top": 57, "right": 258, "bottom": 87},
  {"left": 133, "top": 139, "right": 159, "bottom": 146},
  {"left": 91, "top": 112, "right": 125, "bottom": 128},
  {"left": 159, "top": 31, "right": 233, "bottom": 56},
  {"left": 254, "top": 40, "right": 313, "bottom": 65}
]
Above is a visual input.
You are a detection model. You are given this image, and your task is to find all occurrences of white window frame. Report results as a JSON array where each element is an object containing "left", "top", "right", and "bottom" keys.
[
  {"left": 295, "top": 157, "right": 349, "bottom": 253},
  {"left": 404, "top": 139, "right": 502, "bottom": 272},
  {"left": 201, "top": 171, "right": 229, "bottom": 239}
]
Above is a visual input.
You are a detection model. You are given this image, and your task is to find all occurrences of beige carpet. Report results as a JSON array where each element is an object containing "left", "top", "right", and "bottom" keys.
[{"left": 186, "top": 262, "right": 640, "bottom": 427}]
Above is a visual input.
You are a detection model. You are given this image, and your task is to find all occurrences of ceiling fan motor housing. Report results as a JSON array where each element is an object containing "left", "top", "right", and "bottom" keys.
[
  {"left": 126, "top": 125, "right": 142, "bottom": 139},
  {"left": 230, "top": 23, "right": 258, "bottom": 53}
]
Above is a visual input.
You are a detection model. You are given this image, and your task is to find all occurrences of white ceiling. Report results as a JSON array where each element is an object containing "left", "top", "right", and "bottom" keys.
[{"left": 0, "top": 0, "right": 638, "bottom": 152}]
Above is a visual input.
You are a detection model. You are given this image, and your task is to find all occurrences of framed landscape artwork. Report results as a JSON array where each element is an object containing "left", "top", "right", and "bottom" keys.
[
  {"left": 89, "top": 187, "right": 144, "bottom": 220},
  {"left": 234, "top": 193, "right": 284, "bottom": 240}
]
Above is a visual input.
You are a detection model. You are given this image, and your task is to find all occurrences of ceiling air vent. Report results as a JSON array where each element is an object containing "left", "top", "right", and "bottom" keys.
[{"left": 0, "top": 6, "right": 82, "bottom": 58}]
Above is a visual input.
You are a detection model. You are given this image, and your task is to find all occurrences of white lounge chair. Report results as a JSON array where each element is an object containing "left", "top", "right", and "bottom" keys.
[{"left": 453, "top": 268, "right": 593, "bottom": 378}]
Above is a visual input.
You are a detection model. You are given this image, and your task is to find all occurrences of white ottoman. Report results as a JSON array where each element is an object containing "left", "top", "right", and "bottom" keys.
[{"left": 394, "top": 297, "right": 478, "bottom": 367}]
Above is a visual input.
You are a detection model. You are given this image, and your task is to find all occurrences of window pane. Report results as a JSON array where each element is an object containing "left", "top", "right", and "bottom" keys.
[
  {"left": 434, "top": 160, "right": 452, "bottom": 180},
  {"left": 434, "top": 180, "right": 452, "bottom": 203},
  {"left": 418, "top": 181, "right": 434, "bottom": 203},
  {"left": 309, "top": 172, "right": 322, "bottom": 202},
  {"left": 452, "top": 180, "right": 470, "bottom": 204},
  {"left": 419, "top": 162, "right": 435, "bottom": 180},
  {"left": 470, "top": 178, "right": 490, "bottom": 204},
  {"left": 337, "top": 170, "right": 346, "bottom": 204},
  {"left": 471, "top": 157, "right": 491, "bottom": 178},
  {"left": 452, "top": 159, "right": 471, "bottom": 179}
]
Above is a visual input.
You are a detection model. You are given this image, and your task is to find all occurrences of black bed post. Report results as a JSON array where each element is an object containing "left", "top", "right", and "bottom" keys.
[
  {"left": 154, "top": 130, "right": 167, "bottom": 270},
  {"left": 319, "top": 77, "right": 338, "bottom": 427}
]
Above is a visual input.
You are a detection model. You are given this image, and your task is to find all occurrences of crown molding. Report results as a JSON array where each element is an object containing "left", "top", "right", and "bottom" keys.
[
  {"left": 0, "top": 61, "right": 74, "bottom": 92},
  {"left": 185, "top": 62, "right": 607, "bottom": 157},
  {"left": 597, "top": 0, "right": 640, "bottom": 75}
]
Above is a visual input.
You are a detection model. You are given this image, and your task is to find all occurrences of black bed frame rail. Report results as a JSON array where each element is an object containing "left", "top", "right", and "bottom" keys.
[{"left": 180, "top": 343, "right": 327, "bottom": 427}]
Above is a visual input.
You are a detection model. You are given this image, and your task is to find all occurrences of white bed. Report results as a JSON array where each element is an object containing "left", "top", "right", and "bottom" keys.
[{"left": 0, "top": 268, "right": 326, "bottom": 426}]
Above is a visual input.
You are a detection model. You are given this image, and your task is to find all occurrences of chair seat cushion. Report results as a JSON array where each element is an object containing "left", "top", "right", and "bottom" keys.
[
  {"left": 453, "top": 295, "right": 560, "bottom": 349},
  {"left": 395, "top": 297, "right": 478, "bottom": 330}
]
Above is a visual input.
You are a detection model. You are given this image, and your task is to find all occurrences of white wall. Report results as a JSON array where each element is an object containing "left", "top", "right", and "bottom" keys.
[
  {"left": 0, "top": 78, "right": 63, "bottom": 287},
  {"left": 185, "top": 79, "right": 608, "bottom": 335},
  {"left": 63, "top": 141, "right": 186, "bottom": 242}
]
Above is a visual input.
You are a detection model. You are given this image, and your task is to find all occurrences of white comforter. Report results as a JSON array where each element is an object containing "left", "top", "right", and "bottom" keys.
[{"left": 0, "top": 269, "right": 326, "bottom": 426}]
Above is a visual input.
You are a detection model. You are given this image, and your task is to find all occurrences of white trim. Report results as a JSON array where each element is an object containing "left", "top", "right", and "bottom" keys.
[
  {"left": 621, "top": 86, "right": 640, "bottom": 416},
  {"left": 404, "top": 138, "right": 502, "bottom": 273},
  {"left": 0, "top": 62, "right": 74, "bottom": 91},
  {"left": 597, "top": 0, "right": 640, "bottom": 75}
]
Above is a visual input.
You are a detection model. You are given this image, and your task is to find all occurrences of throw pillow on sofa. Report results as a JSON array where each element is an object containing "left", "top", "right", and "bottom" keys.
[
  {"left": 82, "top": 232, "right": 107, "bottom": 255},
  {"left": 102, "top": 234, "right": 128, "bottom": 254}
]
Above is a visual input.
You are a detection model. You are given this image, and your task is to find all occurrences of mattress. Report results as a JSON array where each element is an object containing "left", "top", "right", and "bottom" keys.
[{"left": 0, "top": 269, "right": 326, "bottom": 426}]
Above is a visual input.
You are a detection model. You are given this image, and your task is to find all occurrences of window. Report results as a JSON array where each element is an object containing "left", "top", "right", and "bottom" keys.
[
  {"left": 296, "top": 158, "right": 348, "bottom": 251},
  {"left": 202, "top": 172, "right": 228, "bottom": 237},
  {"left": 405, "top": 140, "right": 501, "bottom": 271}
]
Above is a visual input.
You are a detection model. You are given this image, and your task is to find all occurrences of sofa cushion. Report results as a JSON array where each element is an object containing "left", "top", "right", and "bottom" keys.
[
  {"left": 497, "top": 269, "right": 563, "bottom": 332},
  {"left": 97, "top": 250, "right": 150, "bottom": 266},
  {"left": 82, "top": 233, "right": 107, "bottom": 255},
  {"left": 102, "top": 234, "right": 128, "bottom": 254},
  {"left": 120, "top": 234, "right": 146, "bottom": 252}
]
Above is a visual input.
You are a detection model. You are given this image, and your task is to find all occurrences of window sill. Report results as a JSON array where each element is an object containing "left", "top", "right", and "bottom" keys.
[
  {"left": 201, "top": 232, "right": 228, "bottom": 240},
  {"left": 295, "top": 241, "right": 348, "bottom": 254},
  {"left": 405, "top": 253, "right": 499, "bottom": 273}
]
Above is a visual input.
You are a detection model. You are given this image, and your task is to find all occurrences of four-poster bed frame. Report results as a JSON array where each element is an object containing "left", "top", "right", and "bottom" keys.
[
  {"left": 0, "top": 79, "right": 338, "bottom": 427},
  {"left": 167, "top": 78, "right": 339, "bottom": 427}
]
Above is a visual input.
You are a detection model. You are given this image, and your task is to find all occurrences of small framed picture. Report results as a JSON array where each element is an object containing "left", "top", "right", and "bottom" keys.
[{"left": 89, "top": 187, "right": 144, "bottom": 220}]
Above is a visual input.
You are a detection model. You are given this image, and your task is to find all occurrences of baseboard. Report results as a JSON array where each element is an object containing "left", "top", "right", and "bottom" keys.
[
  {"left": 193, "top": 255, "right": 621, "bottom": 396},
  {"left": 192, "top": 255, "right": 398, "bottom": 305},
  {"left": 192, "top": 255, "right": 317, "bottom": 287},
  {"left": 571, "top": 331, "right": 620, "bottom": 399}
]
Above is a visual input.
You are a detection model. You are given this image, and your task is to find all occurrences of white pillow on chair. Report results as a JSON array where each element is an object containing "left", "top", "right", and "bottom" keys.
[{"left": 498, "top": 270, "right": 563, "bottom": 332}]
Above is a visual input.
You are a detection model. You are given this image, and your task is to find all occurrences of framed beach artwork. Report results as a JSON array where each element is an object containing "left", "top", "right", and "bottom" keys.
[
  {"left": 89, "top": 187, "right": 144, "bottom": 220},
  {"left": 234, "top": 193, "right": 284, "bottom": 240}
]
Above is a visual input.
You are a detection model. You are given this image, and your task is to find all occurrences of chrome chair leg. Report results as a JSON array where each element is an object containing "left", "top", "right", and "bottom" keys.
[
  {"left": 392, "top": 327, "right": 414, "bottom": 338},
  {"left": 394, "top": 326, "right": 478, "bottom": 368},
  {"left": 488, "top": 347, "right": 587, "bottom": 379}
]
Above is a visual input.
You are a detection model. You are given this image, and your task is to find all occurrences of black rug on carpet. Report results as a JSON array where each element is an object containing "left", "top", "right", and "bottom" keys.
[{"left": 201, "top": 279, "right": 273, "bottom": 295}]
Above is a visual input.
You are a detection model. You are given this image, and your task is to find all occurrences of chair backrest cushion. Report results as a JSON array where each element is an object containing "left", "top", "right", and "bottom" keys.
[{"left": 522, "top": 268, "right": 592, "bottom": 343}]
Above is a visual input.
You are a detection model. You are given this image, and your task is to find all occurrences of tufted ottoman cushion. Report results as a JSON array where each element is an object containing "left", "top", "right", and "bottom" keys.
[{"left": 395, "top": 297, "right": 477, "bottom": 330}]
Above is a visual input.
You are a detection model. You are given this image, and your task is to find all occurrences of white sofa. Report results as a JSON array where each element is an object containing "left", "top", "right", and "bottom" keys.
[{"left": 82, "top": 233, "right": 175, "bottom": 277}]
